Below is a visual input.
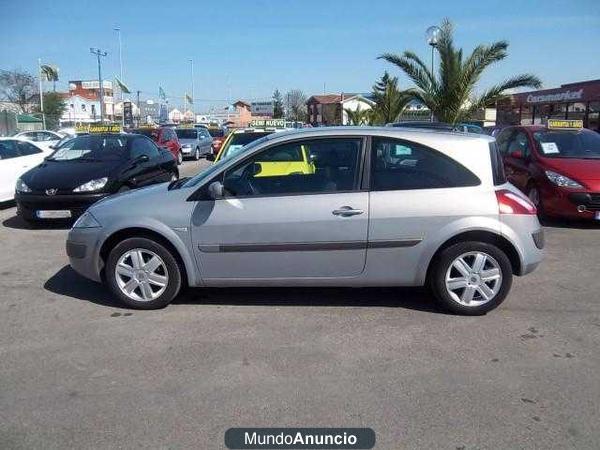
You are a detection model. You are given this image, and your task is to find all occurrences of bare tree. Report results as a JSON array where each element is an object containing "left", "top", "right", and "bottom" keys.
[
  {"left": 285, "top": 89, "right": 307, "bottom": 122},
  {"left": 0, "top": 69, "right": 38, "bottom": 113}
]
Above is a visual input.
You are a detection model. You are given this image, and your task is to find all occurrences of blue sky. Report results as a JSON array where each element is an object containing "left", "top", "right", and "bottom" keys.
[{"left": 1, "top": 0, "right": 599, "bottom": 111}]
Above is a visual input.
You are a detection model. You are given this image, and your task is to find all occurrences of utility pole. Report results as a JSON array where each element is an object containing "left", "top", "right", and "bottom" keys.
[
  {"left": 90, "top": 48, "right": 108, "bottom": 123},
  {"left": 189, "top": 59, "right": 195, "bottom": 117},
  {"left": 136, "top": 90, "right": 141, "bottom": 126},
  {"left": 37, "top": 58, "right": 46, "bottom": 129},
  {"left": 114, "top": 27, "right": 124, "bottom": 127}
]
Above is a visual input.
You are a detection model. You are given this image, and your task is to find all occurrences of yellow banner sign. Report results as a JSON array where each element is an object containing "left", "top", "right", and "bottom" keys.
[
  {"left": 75, "top": 124, "right": 122, "bottom": 133},
  {"left": 547, "top": 119, "right": 583, "bottom": 130}
]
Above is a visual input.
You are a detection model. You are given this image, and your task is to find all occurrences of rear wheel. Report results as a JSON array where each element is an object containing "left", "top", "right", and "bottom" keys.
[
  {"left": 430, "top": 241, "right": 513, "bottom": 315},
  {"left": 106, "top": 237, "right": 182, "bottom": 309},
  {"left": 527, "top": 183, "right": 545, "bottom": 218}
]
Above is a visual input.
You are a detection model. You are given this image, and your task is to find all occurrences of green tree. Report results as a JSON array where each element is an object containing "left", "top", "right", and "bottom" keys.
[
  {"left": 378, "top": 19, "right": 542, "bottom": 124},
  {"left": 0, "top": 68, "right": 37, "bottom": 113},
  {"left": 37, "top": 92, "right": 66, "bottom": 130},
  {"left": 344, "top": 105, "right": 371, "bottom": 125},
  {"left": 370, "top": 71, "right": 412, "bottom": 125},
  {"left": 272, "top": 89, "right": 284, "bottom": 118}
]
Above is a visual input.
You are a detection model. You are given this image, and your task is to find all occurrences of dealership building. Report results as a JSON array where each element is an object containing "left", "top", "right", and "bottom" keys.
[{"left": 497, "top": 79, "right": 600, "bottom": 131}]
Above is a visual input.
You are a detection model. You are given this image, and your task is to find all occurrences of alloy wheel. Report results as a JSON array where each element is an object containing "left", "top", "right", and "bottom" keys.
[
  {"left": 115, "top": 248, "right": 169, "bottom": 302},
  {"left": 445, "top": 251, "right": 502, "bottom": 307}
]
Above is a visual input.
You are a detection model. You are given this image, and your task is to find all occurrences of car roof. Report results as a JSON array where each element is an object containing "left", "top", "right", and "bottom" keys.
[{"left": 259, "top": 126, "right": 495, "bottom": 144}]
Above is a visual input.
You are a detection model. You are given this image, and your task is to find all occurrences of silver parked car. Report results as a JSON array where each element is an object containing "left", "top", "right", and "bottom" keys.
[
  {"left": 66, "top": 127, "right": 544, "bottom": 315},
  {"left": 175, "top": 128, "right": 213, "bottom": 160}
]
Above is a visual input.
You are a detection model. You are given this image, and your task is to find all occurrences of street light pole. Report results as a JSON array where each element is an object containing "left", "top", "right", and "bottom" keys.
[
  {"left": 37, "top": 58, "right": 46, "bottom": 129},
  {"left": 426, "top": 25, "right": 441, "bottom": 122},
  {"left": 189, "top": 59, "right": 195, "bottom": 118},
  {"left": 114, "top": 27, "right": 124, "bottom": 127},
  {"left": 90, "top": 48, "right": 108, "bottom": 123}
]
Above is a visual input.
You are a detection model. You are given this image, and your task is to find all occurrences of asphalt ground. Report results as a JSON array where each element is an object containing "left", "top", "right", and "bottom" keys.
[{"left": 1, "top": 158, "right": 599, "bottom": 449}]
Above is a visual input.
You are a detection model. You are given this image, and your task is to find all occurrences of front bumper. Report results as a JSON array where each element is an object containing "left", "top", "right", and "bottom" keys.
[
  {"left": 15, "top": 192, "right": 110, "bottom": 220},
  {"left": 181, "top": 146, "right": 194, "bottom": 155},
  {"left": 540, "top": 183, "right": 600, "bottom": 220},
  {"left": 67, "top": 227, "right": 105, "bottom": 283}
]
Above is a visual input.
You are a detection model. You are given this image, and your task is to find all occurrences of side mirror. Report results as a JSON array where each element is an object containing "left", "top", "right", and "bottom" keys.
[
  {"left": 208, "top": 181, "right": 224, "bottom": 199},
  {"left": 510, "top": 150, "right": 523, "bottom": 159},
  {"left": 206, "top": 153, "right": 216, "bottom": 162},
  {"left": 251, "top": 162, "right": 262, "bottom": 176}
]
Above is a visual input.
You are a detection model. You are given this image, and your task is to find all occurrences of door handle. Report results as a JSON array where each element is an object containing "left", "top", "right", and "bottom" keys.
[{"left": 332, "top": 206, "right": 364, "bottom": 217}]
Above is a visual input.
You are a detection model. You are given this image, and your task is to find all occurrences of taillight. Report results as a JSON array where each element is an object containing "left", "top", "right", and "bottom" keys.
[{"left": 496, "top": 189, "right": 537, "bottom": 215}]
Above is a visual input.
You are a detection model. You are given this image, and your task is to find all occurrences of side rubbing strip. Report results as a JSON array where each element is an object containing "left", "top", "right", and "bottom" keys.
[{"left": 198, "top": 239, "right": 421, "bottom": 253}]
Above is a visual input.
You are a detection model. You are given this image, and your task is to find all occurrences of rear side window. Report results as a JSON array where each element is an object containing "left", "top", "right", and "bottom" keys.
[
  {"left": 371, "top": 137, "right": 480, "bottom": 191},
  {"left": 489, "top": 141, "right": 507, "bottom": 185}
]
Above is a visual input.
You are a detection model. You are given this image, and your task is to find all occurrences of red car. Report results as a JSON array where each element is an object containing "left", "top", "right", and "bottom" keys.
[
  {"left": 132, "top": 127, "right": 183, "bottom": 165},
  {"left": 206, "top": 126, "right": 227, "bottom": 155},
  {"left": 495, "top": 122, "right": 600, "bottom": 220}
]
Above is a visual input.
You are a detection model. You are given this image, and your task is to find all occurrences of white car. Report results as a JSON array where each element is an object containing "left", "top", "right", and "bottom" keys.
[
  {"left": 14, "top": 130, "right": 62, "bottom": 150},
  {"left": 0, "top": 139, "right": 49, "bottom": 202}
]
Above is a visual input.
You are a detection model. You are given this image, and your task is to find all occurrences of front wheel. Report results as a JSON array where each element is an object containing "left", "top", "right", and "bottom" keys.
[
  {"left": 194, "top": 148, "right": 201, "bottom": 160},
  {"left": 429, "top": 241, "right": 513, "bottom": 315},
  {"left": 177, "top": 151, "right": 183, "bottom": 165},
  {"left": 106, "top": 237, "right": 182, "bottom": 309},
  {"left": 527, "top": 183, "right": 545, "bottom": 218}
]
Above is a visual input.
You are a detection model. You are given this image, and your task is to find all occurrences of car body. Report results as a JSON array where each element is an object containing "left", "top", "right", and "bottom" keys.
[
  {"left": 0, "top": 139, "right": 49, "bottom": 202},
  {"left": 387, "top": 121, "right": 456, "bottom": 131},
  {"left": 175, "top": 128, "right": 213, "bottom": 160},
  {"left": 132, "top": 127, "right": 183, "bottom": 165},
  {"left": 213, "top": 127, "right": 288, "bottom": 162},
  {"left": 14, "top": 130, "right": 62, "bottom": 150},
  {"left": 495, "top": 124, "right": 600, "bottom": 220},
  {"left": 15, "top": 133, "right": 178, "bottom": 221},
  {"left": 67, "top": 127, "right": 543, "bottom": 315},
  {"left": 455, "top": 123, "right": 485, "bottom": 134},
  {"left": 206, "top": 126, "right": 227, "bottom": 155}
]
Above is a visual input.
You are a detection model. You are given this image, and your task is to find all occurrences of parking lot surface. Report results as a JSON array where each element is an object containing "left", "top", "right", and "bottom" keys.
[{"left": 1, "top": 159, "right": 599, "bottom": 449}]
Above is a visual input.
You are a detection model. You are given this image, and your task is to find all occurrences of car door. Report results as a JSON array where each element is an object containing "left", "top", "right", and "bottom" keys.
[
  {"left": 190, "top": 136, "right": 369, "bottom": 281},
  {"left": 0, "top": 141, "right": 25, "bottom": 201},
  {"left": 127, "top": 137, "right": 166, "bottom": 187},
  {"left": 200, "top": 129, "right": 212, "bottom": 154},
  {"left": 366, "top": 136, "right": 489, "bottom": 286},
  {"left": 503, "top": 129, "right": 532, "bottom": 191}
]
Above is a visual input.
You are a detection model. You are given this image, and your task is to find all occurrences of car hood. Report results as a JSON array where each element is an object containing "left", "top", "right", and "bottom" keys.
[
  {"left": 22, "top": 159, "right": 123, "bottom": 190},
  {"left": 178, "top": 138, "right": 197, "bottom": 146},
  {"left": 542, "top": 158, "right": 600, "bottom": 181}
]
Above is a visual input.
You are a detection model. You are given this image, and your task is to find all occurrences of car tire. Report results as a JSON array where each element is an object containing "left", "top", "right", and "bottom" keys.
[
  {"left": 429, "top": 241, "right": 513, "bottom": 315},
  {"left": 527, "top": 183, "right": 545, "bottom": 218},
  {"left": 106, "top": 237, "right": 182, "bottom": 309},
  {"left": 194, "top": 148, "right": 201, "bottom": 161},
  {"left": 176, "top": 150, "right": 183, "bottom": 165}
]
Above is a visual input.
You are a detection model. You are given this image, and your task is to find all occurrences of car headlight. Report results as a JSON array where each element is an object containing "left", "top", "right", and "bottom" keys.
[
  {"left": 544, "top": 170, "right": 583, "bottom": 188},
  {"left": 16, "top": 178, "right": 31, "bottom": 193},
  {"left": 72, "top": 211, "right": 101, "bottom": 229},
  {"left": 73, "top": 177, "right": 108, "bottom": 192}
]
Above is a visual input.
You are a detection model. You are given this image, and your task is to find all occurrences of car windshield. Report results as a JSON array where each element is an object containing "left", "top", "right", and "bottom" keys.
[
  {"left": 533, "top": 129, "right": 600, "bottom": 159},
  {"left": 208, "top": 128, "right": 225, "bottom": 138},
  {"left": 182, "top": 135, "right": 271, "bottom": 188},
  {"left": 47, "top": 135, "right": 128, "bottom": 161},
  {"left": 133, "top": 129, "right": 159, "bottom": 141},
  {"left": 175, "top": 129, "right": 197, "bottom": 139},
  {"left": 220, "top": 131, "right": 272, "bottom": 160}
]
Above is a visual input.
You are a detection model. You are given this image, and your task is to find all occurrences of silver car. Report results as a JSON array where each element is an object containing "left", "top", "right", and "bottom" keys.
[
  {"left": 175, "top": 128, "right": 213, "bottom": 160},
  {"left": 66, "top": 127, "right": 544, "bottom": 315}
]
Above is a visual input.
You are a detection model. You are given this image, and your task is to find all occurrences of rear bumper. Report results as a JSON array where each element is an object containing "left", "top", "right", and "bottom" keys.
[
  {"left": 15, "top": 192, "right": 110, "bottom": 220},
  {"left": 500, "top": 214, "right": 545, "bottom": 276}
]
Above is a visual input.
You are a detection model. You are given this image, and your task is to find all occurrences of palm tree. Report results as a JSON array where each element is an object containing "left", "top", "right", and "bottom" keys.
[
  {"left": 344, "top": 105, "right": 372, "bottom": 125},
  {"left": 370, "top": 71, "right": 412, "bottom": 125},
  {"left": 378, "top": 19, "right": 542, "bottom": 125}
]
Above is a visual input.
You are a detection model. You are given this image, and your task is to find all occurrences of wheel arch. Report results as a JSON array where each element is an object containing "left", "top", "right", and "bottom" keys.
[
  {"left": 99, "top": 227, "right": 192, "bottom": 287},
  {"left": 425, "top": 230, "right": 522, "bottom": 284}
]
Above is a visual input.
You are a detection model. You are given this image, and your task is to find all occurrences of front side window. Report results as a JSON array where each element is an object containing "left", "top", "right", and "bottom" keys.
[
  {"left": 222, "top": 138, "right": 362, "bottom": 197},
  {"left": 507, "top": 131, "right": 531, "bottom": 157},
  {"left": 130, "top": 137, "right": 159, "bottom": 159},
  {"left": 371, "top": 137, "right": 480, "bottom": 191},
  {"left": 495, "top": 129, "right": 514, "bottom": 155},
  {"left": 0, "top": 140, "right": 20, "bottom": 159},
  {"left": 17, "top": 141, "right": 43, "bottom": 156}
]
